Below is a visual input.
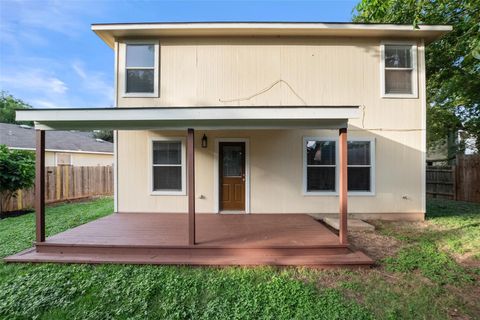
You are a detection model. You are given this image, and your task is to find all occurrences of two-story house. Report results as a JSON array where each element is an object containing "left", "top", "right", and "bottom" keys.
[{"left": 11, "top": 22, "right": 451, "bottom": 266}]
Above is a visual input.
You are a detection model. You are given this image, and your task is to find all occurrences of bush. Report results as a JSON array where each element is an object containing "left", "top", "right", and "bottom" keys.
[{"left": 0, "top": 145, "right": 35, "bottom": 213}]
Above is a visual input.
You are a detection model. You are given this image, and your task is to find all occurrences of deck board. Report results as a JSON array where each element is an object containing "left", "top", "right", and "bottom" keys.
[
  {"left": 5, "top": 213, "right": 374, "bottom": 266},
  {"left": 46, "top": 213, "right": 340, "bottom": 247}
]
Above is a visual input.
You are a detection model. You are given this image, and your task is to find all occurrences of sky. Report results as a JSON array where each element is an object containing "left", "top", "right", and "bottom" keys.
[{"left": 0, "top": 0, "right": 357, "bottom": 109}]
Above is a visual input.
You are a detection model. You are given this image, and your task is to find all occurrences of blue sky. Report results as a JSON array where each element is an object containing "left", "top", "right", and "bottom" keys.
[{"left": 0, "top": 0, "right": 357, "bottom": 109}]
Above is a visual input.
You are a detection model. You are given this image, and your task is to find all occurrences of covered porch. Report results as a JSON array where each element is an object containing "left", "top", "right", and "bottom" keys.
[{"left": 6, "top": 106, "right": 374, "bottom": 266}]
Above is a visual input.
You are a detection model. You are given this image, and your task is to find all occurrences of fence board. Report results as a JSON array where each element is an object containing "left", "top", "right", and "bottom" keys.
[
  {"left": 456, "top": 155, "right": 480, "bottom": 203},
  {"left": 3, "top": 166, "right": 113, "bottom": 212},
  {"left": 427, "top": 155, "right": 480, "bottom": 203}
]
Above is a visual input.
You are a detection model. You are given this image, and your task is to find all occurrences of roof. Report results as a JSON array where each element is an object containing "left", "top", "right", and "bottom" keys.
[
  {"left": 0, "top": 123, "right": 113, "bottom": 154},
  {"left": 15, "top": 106, "right": 360, "bottom": 131},
  {"left": 91, "top": 22, "right": 452, "bottom": 48}
]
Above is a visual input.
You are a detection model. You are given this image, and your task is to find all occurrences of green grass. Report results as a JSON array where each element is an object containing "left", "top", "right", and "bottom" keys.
[
  {"left": 1, "top": 197, "right": 479, "bottom": 319},
  {"left": 0, "top": 197, "right": 113, "bottom": 258},
  {"left": 0, "top": 197, "right": 372, "bottom": 320},
  {"left": 427, "top": 199, "right": 480, "bottom": 259},
  {"left": 377, "top": 199, "right": 480, "bottom": 285}
]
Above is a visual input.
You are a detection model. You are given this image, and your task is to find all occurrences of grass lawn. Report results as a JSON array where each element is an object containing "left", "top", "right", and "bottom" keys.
[{"left": 0, "top": 197, "right": 479, "bottom": 319}]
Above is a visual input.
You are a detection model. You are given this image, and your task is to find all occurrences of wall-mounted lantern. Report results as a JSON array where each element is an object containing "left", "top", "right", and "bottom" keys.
[{"left": 201, "top": 134, "right": 208, "bottom": 148}]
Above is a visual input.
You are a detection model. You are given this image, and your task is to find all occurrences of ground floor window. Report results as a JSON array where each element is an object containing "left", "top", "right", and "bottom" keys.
[
  {"left": 304, "top": 138, "right": 375, "bottom": 195},
  {"left": 151, "top": 139, "right": 186, "bottom": 195}
]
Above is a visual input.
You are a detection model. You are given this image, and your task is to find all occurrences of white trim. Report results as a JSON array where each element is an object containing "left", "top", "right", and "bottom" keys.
[
  {"left": 114, "top": 130, "right": 118, "bottom": 212},
  {"left": 114, "top": 40, "right": 119, "bottom": 108},
  {"left": 8, "top": 147, "right": 113, "bottom": 155},
  {"left": 18, "top": 107, "right": 359, "bottom": 131},
  {"left": 92, "top": 22, "right": 452, "bottom": 32},
  {"left": 420, "top": 39, "right": 427, "bottom": 214},
  {"left": 92, "top": 23, "right": 452, "bottom": 48},
  {"left": 122, "top": 40, "right": 159, "bottom": 98},
  {"left": 302, "top": 136, "right": 376, "bottom": 196},
  {"left": 148, "top": 136, "right": 186, "bottom": 196},
  {"left": 213, "top": 138, "right": 250, "bottom": 214},
  {"left": 113, "top": 40, "right": 119, "bottom": 212},
  {"left": 380, "top": 41, "right": 418, "bottom": 99}
]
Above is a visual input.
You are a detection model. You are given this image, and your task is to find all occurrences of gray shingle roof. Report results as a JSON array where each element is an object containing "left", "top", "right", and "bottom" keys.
[{"left": 0, "top": 123, "right": 113, "bottom": 153}]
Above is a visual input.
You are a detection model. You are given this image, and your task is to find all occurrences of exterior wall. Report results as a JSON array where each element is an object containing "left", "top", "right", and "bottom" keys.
[
  {"left": 115, "top": 36, "right": 426, "bottom": 219},
  {"left": 45, "top": 151, "right": 113, "bottom": 167},
  {"left": 118, "top": 129, "right": 423, "bottom": 219}
]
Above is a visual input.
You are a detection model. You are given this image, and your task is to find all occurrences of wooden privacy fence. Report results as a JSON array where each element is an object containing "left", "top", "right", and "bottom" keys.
[
  {"left": 427, "top": 154, "right": 480, "bottom": 203},
  {"left": 4, "top": 166, "right": 113, "bottom": 212}
]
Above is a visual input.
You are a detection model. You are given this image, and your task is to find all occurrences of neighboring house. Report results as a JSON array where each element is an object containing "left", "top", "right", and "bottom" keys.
[
  {"left": 10, "top": 23, "right": 453, "bottom": 266},
  {"left": 0, "top": 123, "right": 113, "bottom": 166}
]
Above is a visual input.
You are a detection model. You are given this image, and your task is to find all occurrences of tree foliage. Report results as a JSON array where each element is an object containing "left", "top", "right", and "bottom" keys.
[
  {"left": 353, "top": 0, "right": 480, "bottom": 153},
  {"left": 0, "top": 91, "right": 33, "bottom": 126},
  {"left": 93, "top": 130, "right": 114, "bottom": 143},
  {"left": 0, "top": 145, "right": 35, "bottom": 213}
]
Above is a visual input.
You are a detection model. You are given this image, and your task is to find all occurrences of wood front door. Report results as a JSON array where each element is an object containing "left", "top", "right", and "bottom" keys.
[{"left": 219, "top": 142, "right": 246, "bottom": 211}]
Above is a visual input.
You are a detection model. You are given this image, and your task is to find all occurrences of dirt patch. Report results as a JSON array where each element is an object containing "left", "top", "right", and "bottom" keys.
[
  {"left": 348, "top": 230, "right": 403, "bottom": 261},
  {"left": 451, "top": 252, "right": 480, "bottom": 268}
]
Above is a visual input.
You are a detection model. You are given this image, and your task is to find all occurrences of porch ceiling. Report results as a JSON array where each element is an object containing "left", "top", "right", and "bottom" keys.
[{"left": 16, "top": 106, "right": 360, "bottom": 131}]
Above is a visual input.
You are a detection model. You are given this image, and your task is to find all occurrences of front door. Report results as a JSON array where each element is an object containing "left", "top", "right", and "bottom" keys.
[{"left": 219, "top": 142, "right": 246, "bottom": 211}]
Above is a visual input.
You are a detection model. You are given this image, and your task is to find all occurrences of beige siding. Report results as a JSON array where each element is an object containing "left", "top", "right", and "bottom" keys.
[
  {"left": 45, "top": 151, "right": 113, "bottom": 167},
  {"left": 116, "top": 36, "right": 426, "bottom": 219},
  {"left": 118, "top": 129, "right": 423, "bottom": 217},
  {"left": 117, "top": 37, "right": 423, "bottom": 131}
]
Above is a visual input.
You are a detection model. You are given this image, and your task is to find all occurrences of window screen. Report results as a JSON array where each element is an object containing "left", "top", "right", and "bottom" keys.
[
  {"left": 384, "top": 45, "right": 414, "bottom": 95},
  {"left": 152, "top": 141, "right": 182, "bottom": 191}
]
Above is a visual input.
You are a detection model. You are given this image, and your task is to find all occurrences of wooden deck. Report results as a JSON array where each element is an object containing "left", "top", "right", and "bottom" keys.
[{"left": 5, "top": 213, "right": 373, "bottom": 266}]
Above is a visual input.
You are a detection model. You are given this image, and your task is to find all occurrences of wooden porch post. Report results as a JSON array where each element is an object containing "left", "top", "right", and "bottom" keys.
[
  {"left": 187, "top": 128, "right": 195, "bottom": 245},
  {"left": 35, "top": 130, "right": 46, "bottom": 243},
  {"left": 339, "top": 127, "right": 348, "bottom": 245}
]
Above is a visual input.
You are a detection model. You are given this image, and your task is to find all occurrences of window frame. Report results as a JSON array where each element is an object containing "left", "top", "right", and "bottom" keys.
[
  {"left": 380, "top": 41, "right": 418, "bottom": 99},
  {"left": 149, "top": 136, "right": 186, "bottom": 196},
  {"left": 122, "top": 40, "right": 159, "bottom": 98},
  {"left": 302, "top": 137, "right": 375, "bottom": 196}
]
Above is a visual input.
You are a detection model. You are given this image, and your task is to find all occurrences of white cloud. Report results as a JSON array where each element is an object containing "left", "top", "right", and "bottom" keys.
[
  {"left": 0, "top": 68, "right": 68, "bottom": 94},
  {"left": 31, "top": 99, "right": 58, "bottom": 109},
  {"left": 71, "top": 60, "right": 114, "bottom": 104},
  {"left": 0, "top": 1, "right": 112, "bottom": 109}
]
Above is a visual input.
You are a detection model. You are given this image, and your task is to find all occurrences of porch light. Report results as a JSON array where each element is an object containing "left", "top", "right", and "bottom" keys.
[{"left": 201, "top": 134, "right": 208, "bottom": 148}]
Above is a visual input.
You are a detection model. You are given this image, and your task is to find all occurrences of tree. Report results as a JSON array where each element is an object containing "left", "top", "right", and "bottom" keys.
[
  {"left": 353, "top": 0, "right": 480, "bottom": 155},
  {"left": 0, "top": 145, "right": 35, "bottom": 214},
  {"left": 93, "top": 130, "right": 114, "bottom": 143},
  {"left": 0, "top": 91, "right": 34, "bottom": 125}
]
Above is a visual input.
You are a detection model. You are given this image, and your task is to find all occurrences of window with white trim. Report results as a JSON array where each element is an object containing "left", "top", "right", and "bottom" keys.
[
  {"left": 152, "top": 140, "right": 184, "bottom": 192},
  {"left": 124, "top": 41, "right": 159, "bottom": 96},
  {"left": 304, "top": 138, "right": 375, "bottom": 194},
  {"left": 381, "top": 43, "right": 418, "bottom": 97}
]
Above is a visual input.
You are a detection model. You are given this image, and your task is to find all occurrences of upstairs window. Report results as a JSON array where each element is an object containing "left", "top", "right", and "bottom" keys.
[
  {"left": 381, "top": 42, "right": 418, "bottom": 98},
  {"left": 124, "top": 41, "right": 159, "bottom": 97}
]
